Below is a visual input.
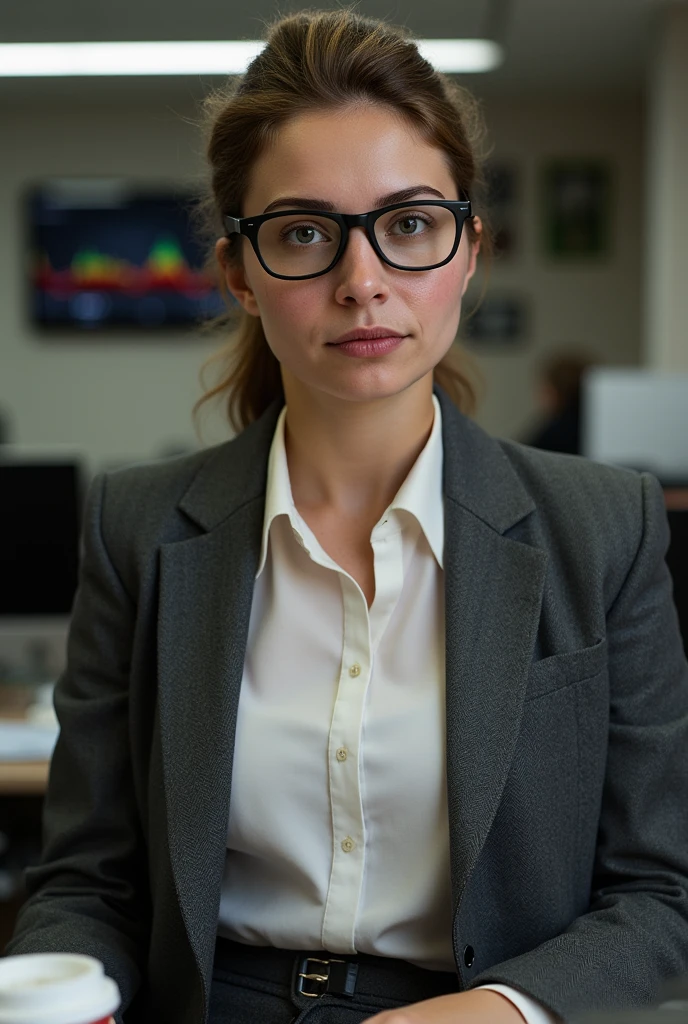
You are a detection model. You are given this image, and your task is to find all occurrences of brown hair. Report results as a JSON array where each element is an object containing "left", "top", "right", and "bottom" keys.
[{"left": 192, "top": 7, "right": 492, "bottom": 436}]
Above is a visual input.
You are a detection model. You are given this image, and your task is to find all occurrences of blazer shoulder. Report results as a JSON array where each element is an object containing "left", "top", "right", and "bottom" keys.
[
  {"left": 495, "top": 439, "right": 661, "bottom": 577},
  {"left": 88, "top": 439, "right": 239, "bottom": 596},
  {"left": 497, "top": 438, "right": 644, "bottom": 503},
  {"left": 85, "top": 402, "right": 283, "bottom": 599},
  {"left": 100, "top": 443, "right": 224, "bottom": 532}
]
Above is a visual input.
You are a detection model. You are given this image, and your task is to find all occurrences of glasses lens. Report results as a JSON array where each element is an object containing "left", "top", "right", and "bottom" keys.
[
  {"left": 374, "top": 204, "right": 458, "bottom": 268},
  {"left": 257, "top": 214, "right": 342, "bottom": 277},
  {"left": 255, "top": 205, "right": 460, "bottom": 277}
]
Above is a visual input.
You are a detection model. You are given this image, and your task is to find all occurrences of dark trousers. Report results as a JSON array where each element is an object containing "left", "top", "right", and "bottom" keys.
[{"left": 209, "top": 937, "right": 460, "bottom": 1024}]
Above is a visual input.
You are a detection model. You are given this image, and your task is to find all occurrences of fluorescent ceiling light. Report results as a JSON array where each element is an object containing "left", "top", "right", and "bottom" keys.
[
  {"left": 0, "top": 42, "right": 265, "bottom": 77},
  {"left": 0, "top": 39, "right": 503, "bottom": 77},
  {"left": 417, "top": 40, "right": 503, "bottom": 73}
]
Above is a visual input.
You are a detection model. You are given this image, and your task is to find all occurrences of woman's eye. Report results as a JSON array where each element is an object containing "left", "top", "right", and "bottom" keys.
[
  {"left": 389, "top": 214, "right": 432, "bottom": 236},
  {"left": 283, "top": 224, "right": 329, "bottom": 245}
]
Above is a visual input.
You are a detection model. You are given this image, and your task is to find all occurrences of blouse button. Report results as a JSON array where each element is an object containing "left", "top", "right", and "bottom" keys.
[
  {"left": 336, "top": 748, "right": 348, "bottom": 762},
  {"left": 349, "top": 663, "right": 361, "bottom": 678},
  {"left": 463, "top": 945, "right": 475, "bottom": 968},
  {"left": 341, "top": 837, "right": 356, "bottom": 853}
]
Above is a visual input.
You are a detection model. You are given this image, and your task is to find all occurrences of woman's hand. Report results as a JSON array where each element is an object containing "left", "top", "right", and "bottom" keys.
[{"left": 362, "top": 989, "right": 527, "bottom": 1023}]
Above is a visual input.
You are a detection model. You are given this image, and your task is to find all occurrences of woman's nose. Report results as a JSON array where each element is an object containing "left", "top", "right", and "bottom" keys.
[{"left": 333, "top": 226, "right": 390, "bottom": 303}]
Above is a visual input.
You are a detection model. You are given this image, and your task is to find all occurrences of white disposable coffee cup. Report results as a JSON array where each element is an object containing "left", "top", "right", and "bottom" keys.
[{"left": 0, "top": 953, "right": 120, "bottom": 1024}]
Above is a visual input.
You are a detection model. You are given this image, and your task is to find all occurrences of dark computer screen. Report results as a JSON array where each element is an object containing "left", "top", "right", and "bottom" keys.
[
  {"left": 0, "top": 462, "right": 82, "bottom": 616},
  {"left": 666, "top": 509, "right": 688, "bottom": 657},
  {"left": 27, "top": 179, "right": 226, "bottom": 330}
]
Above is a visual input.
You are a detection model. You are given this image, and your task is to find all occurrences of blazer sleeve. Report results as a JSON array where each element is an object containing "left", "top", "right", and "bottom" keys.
[
  {"left": 467, "top": 470, "right": 688, "bottom": 1022},
  {"left": 4, "top": 473, "right": 148, "bottom": 1016}
]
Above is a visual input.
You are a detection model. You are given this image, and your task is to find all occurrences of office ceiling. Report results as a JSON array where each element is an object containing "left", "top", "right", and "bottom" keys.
[{"left": 0, "top": 0, "right": 674, "bottom": 98}]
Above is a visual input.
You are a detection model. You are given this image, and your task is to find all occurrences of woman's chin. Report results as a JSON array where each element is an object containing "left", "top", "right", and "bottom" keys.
[{"left": 314, "top": 371, "right": 431, "bottom": 406}]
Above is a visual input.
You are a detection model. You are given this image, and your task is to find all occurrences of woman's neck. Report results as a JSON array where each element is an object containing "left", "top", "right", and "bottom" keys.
[{"left": 282, "top": 373, "right": 436, "bottom": 526}]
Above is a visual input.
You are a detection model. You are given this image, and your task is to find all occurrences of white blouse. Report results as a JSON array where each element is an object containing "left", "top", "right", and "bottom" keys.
[{"left": 216, "top": 396, "right": 554, "bottom": 1024}]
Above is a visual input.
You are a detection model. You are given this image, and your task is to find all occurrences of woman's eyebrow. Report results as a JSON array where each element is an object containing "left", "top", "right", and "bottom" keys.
[{"left": 262, "top": 185, "right": 447, "bottom": 214}]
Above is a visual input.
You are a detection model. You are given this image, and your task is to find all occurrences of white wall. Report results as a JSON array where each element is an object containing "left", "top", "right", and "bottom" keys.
[
  {"left": 0, "top": 90, "right": 644, "bottom": 470},
  {"left": 0, "top": 94, "right": 229, "bottom": 476},
  {"left": 467, "top": 95, "right": 645, "bottom": 442}
]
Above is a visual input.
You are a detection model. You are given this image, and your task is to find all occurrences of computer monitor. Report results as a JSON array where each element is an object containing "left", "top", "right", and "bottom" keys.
[
  {"left": 0, "top": 455, "right": 84, "bottom": 616},
  {"left": 581, "top": 369, "right": 688, "bottom": 483},
  {"left": 0, "top": 451, "right": 86, "bottom": 685},
  {"left": 580, "top": 370, "right": 688, "bottom": 651}
]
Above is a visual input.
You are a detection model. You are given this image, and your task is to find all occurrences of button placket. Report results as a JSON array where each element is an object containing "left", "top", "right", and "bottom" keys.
[
  {"left": 369, "top": 516, "right": 404, "bottom": 652},
  {"left": 321, "top": 575, "right": 371, "bottom": 952}
]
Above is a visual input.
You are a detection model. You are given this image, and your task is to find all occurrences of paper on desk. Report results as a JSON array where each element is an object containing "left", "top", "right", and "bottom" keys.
[{"left": 0, "top": 721, "right": 59, "bottom": 760}]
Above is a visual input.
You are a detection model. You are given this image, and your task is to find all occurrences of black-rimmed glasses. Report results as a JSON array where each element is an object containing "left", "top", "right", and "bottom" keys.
[{"left": 222, "top": 199, "right": 473, "bottom": 280}]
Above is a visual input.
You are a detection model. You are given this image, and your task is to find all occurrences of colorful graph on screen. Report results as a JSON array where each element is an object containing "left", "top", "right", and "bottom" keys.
[{"left": 28, "top": 182, "right": 226, "bottom": 329}]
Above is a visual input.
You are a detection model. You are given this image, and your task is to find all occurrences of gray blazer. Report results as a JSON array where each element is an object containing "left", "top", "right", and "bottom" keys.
[{"left": 6, "top": 386, "right": 688, "bottom": 1024}]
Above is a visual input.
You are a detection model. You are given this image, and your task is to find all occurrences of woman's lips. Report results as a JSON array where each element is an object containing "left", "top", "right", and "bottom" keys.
[{"left": 329, "top": 336, "right": 406, "bottom": 357}]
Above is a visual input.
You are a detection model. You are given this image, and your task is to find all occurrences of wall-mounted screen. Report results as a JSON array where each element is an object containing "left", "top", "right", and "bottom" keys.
[{"left": 27, "top": 179, "right": 226, "bottom": 330}]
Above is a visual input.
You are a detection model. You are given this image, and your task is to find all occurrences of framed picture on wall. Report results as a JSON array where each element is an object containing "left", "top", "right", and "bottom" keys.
[
  {"left": 542, "top": 161, "right": 612, "bottom": 258},
  {"left": 461, "top": 292, "right": 530, "bottom": 347},
  {"left": 483, "top": 161, "right": 520, "bottom": 259}
]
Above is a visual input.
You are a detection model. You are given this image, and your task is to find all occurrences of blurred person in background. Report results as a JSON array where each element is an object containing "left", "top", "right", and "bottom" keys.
[
  {"left": 523, "top": 350, "right": 598, "bottom": 455},
  {"left": 5, "top": 9, "right": 688, "bottom": 1024}
]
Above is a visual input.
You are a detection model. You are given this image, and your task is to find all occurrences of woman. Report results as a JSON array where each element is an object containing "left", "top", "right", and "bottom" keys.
[{"left": 6, "top": 10, "right": 688, "bottom": 1024}]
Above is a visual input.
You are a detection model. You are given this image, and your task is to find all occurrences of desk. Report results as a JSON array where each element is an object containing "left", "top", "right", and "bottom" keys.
[
  {"left": 0, "top": 761, "right": 49, "bottom": 796},
  {"left": 0, "top": 698, "right": 51, "bottom": 796},
  {"left": 0, "top": 708, "right": 49, "bottom": 949}
]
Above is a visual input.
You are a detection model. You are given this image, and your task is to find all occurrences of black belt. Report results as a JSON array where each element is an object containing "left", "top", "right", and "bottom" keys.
[{"left": 213, "top": 936, "right": 460, "bottom": 1005}]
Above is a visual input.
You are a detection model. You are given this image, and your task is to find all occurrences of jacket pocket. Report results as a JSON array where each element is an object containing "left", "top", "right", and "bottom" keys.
[{"left": 525, "top": 636, "right": 608, "bottom": 702}]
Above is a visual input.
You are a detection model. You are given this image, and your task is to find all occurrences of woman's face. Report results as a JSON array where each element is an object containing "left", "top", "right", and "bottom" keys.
[{"left": 219, "top": 104, "right": 482, "bottom": 406}]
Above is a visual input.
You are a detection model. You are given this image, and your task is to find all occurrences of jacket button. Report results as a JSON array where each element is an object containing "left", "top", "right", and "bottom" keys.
[{"left": 463, "top": 945, "right": 475, "bottom": 968}]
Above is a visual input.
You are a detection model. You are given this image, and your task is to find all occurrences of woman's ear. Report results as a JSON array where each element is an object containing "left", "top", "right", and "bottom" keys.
[
  {"left": 215, "top": 238, "right": 261, "bottom": 317},
  {"left": 461, "top": 215, "right": 482, "bottom": 297}
]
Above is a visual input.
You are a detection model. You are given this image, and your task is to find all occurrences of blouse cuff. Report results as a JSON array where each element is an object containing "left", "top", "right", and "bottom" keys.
[{"left": 475, "top": 983, "right": 558, "bottom": 1024}]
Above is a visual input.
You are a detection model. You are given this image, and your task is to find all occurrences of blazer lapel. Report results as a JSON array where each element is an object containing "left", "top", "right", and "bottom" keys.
[
  {"left": 156, "top": 402, "right": 282, "bottom": 1002},
  {"left": 436, "top": 390, "right": 549, "bottom": 925}
]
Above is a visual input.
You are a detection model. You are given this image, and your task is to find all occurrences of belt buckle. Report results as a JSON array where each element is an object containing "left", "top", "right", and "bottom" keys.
[
  {"left": 297, "top": 957, "right": 338, "bottom": 998},
  {"left": 297, "top": 956, "right": 356, "bottom": 998}
]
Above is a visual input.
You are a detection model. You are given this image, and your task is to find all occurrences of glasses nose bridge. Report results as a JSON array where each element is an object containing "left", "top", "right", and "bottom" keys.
[
  {"left": 341, "top": 212, "right": 371, "bottom": 229},
  {"left": 339, "top": 211, "right": 377, "bottom": 257}
]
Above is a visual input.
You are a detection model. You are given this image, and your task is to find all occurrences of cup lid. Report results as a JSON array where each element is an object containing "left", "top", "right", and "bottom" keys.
[{"left": 0, "top": 954, "right": 120, "bottom": 1024}]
